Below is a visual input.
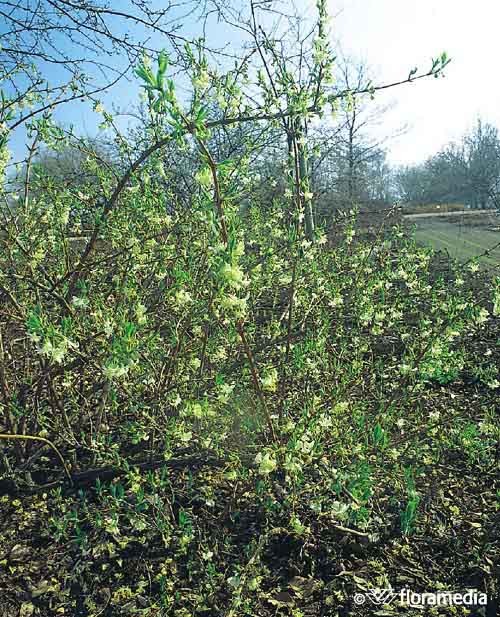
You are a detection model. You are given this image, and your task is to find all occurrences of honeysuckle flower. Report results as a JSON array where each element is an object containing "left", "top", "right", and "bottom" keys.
[
  {"left": 330, "top": 501, "right": 349, "bottom": 517},
  {"left": 72, "top": 296, "right": 89, "bottom": 309},
  {"left": 333, "top": 401, "right": 349, "bottom": 413},
  {"left": 279, "top": 274, "right": 293, "bottom": 286},
  {"left": 217, "top": 382, "right": 235, "bottom": 403},
  {"left": 399, "top": 363, "right": 412, "bottom": 375},
  {"left": 261, "top": 367, "right": 278, "bottom": 392},
  {"left": 175, "top": 289, "right": 192, "bottom": 306},
  {"left": 58, "top": 205, "right": 70, "bottom": 226},
  {"left": 216, "top": 94, "right": 228, "bottom": 109},
  {"left": 318, "top": 414, "right": 332, "bottom": 428},
  {"left": 195, "top": 166, "right": 212, "bottom": 188},
  {"left": 135, "top": 303, "right": 147, "bottom": 325},
  {"left": 212, "top": 347, "right": 228, "bottom": 361},
  {"left": 227, "top": 575, "right": 240, "bottom": 588},
  {"left": 183, "top": 401, "right": 203, "bottom": 418},
  {"left": 360, "top": 309, "right": 373, "bottom": 324},
  {"left": 290, "top": 516, "right": 309, "bottom": 535},
  {"left": 475, "top": 308, "right": 489, "bottom": 324},
  {"left": 388, "top": 448, "right": 401, "bottom": 460},
  {"left": 233, "top": 241, "right": 245, "bottom": 258},
  {"left": 0, "top": 146, "right": 11, "bottom": 180},
  {"left": 328, "top": 295, "right": 343, "bottom": 308},
  {"left": 492, "top": 282, "right": 500, "bottom": 315},
  {"left": 220, "top": 263, "right": 248, "bottom": 289},
  {"left": 192, "top": 69, "right": 210, "bottom": 91},
  {"left": 51, "top": 345, "right": 67, "bottom": 364},
  {"left": 254, "top": 451, "right": 277, "bottom": 475},
  {"left": 190, "top": 357, "right": 201, "bottom": 370},
  {"left": 104, "top": 364, "right": 130, "bottom": 380},
  {"left": 178, "top": 430, "right": 192, "bottom": 444},
  {"left": 28, "top": 331, "right": 41, "bottom": 344},
  {"left": 297, "top": 436, "right": 314, "bottom": 454},
  {"left": 38, "top": 339, "right": 67, "bottom": 364},
  {"left": 170, "top": 393, "right": 182, "bottom": 408},
  {"left": 219, "top": 294, "right": 247, "bottom": 316}
]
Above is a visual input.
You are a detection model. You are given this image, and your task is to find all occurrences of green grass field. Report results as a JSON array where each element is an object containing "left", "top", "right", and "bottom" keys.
[{"left": 413, "top": 220, "right": 500, "bottom": 268}]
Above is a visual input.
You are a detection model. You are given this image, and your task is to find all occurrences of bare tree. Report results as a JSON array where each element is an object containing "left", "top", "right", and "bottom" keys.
[
  {"left": 334, "top": 57, "right": 403, "bottom": 206},
  {"left": 464, "top": 119, "right": 500, "bottom": 209}
]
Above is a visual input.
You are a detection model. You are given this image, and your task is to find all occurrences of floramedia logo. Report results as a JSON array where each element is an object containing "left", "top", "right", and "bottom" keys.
[
  {"left": 353, "top": 588, "right": 488, "bottom": 608},
  {"left": 366, "top": 589, "right": 398, "bottom": 605}
]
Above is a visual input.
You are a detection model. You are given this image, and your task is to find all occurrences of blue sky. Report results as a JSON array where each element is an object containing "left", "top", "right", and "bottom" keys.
[
  {"left": 6, "top": 1, "right": 242, "bottom": 162},
  {"left": 6, "top": 0, "right": 500, "bottom": 166}
]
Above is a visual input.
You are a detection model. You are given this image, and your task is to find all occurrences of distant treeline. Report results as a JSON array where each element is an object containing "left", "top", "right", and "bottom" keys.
[{"left": 395, "top": 119, "right": 500, "bottom": 209}]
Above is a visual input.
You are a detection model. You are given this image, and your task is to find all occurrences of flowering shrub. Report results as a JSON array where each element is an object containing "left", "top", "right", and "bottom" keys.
[
  {"left": 1, "top": 132, "right": 493, "bottom": 475},
  {"left": 0, "top": 29, "right": 497, "bottom": 617}
]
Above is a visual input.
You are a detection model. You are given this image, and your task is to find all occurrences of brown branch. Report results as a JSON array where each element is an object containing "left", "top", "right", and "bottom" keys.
[{"left": 0, "top": 433, "right": 73, "bottom": 485}]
